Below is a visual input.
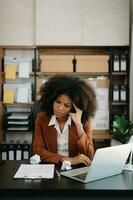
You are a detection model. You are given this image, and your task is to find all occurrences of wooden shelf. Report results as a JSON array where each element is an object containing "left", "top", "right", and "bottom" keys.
[
  {"left": 93, "top": 130, "right": 112, "bottom": 140},
  {"left": 2, "top": 102, "right": 34, "bottom": 106},
  {"left": 112, "top": 72, "right": 127, "bottom": 76},
  {"left": 93, "top": 130, "right": 112, "bottom": 150},
  {"left": 36, "top": 72, "right": 109, "bottom": 77},
  {"left": 111, "top": 102, "right": 126, "bottom": 106},
  {"left": 0, "top": 45, "right": 36, "bottom": 49}
]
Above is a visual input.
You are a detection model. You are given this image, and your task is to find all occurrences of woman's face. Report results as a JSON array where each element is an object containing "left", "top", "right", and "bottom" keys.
[{"left": 53, "top": 94, "right": 72, "bottom": 120}]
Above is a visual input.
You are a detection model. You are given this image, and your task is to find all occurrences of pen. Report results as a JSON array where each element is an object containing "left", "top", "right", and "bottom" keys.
[{"left": 55, "top": 169, "right": 60, "bottom": 178}]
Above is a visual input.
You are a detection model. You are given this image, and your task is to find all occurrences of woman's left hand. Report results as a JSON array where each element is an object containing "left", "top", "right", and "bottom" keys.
[{"left": 70, "top": 104, "right": 82, "bottom": 125}]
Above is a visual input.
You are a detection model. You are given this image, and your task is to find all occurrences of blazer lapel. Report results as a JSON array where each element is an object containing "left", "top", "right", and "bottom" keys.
[{"left": 42, "top": 124, "right": 57, "bottom": 153}]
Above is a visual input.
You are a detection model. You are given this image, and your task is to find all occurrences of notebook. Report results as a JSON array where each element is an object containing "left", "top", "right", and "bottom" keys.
[{"left": 60, "top": 143, "right": 132, "bottom": 183}]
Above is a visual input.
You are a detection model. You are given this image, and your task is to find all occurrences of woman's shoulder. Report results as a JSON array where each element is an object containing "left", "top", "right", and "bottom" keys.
[
  {"left": 83, "top": 118, "right": 93, "bottom": 128},
  {"left": 36, "top": 111, "right": 50, "bottom": 120}
]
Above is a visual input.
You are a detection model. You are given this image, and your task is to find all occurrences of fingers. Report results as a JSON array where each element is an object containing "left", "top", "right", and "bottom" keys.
[
  {"left": 82, "top": 155, "right": 91, "bottom": 166},
  {"left": 79, "top": 154, "right": 91, "bottom": 166},
  {"left": 82, "top": 158, "right": 91, "bottom": 166},
  {"left": 73, "top": 103, "right": 77, "bottom": 110},
  {"left": 73, "top": 103, "right": 82, "bottom": 113},
  {"left": 85, "top": 158, "right": 91, "bottom": 166},
  {"left": 69, "top": 154, "right": 91, "bottom": 166}
]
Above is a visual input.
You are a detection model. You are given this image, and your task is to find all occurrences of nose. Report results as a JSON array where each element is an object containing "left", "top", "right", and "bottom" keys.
[{"left": 58, "top": 104, "right": 64, "bottom": 111}]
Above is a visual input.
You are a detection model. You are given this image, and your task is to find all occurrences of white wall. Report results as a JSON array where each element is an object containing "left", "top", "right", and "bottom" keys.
[
  {"left": 0, "top": 0, "right": 129, "bottom": 46},
  {"left": 36, "top": 0, "right": 129, "bottom": 46},
  {"left": 0, "top": 0, "right": 35, "bottom": 45}
]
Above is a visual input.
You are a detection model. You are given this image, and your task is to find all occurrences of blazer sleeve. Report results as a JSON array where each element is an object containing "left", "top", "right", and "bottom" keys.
[
  {"left": 32, "top": 113, "right": 63, "bottom": 164},
  {"left": 77, "top": 119, "right": 94, "bottom": 160}
]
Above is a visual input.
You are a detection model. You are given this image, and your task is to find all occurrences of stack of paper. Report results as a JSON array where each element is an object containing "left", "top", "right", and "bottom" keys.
[
  {"left": 6, "top": 112, "right": 31, "bottom": 131},
  {"left": 14, "top": 164, "right": 55, "bottom": 179}
]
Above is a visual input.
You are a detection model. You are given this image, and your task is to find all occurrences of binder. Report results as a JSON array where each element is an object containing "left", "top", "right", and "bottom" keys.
[
  {"left": 120, "top": 85, "right": 126, "bottom": 102},
  {"left": 113, "top": 54, "right": 120, "bottom": 72},
  {"left": 15, "top": 141, "right": 22, "bottom": 160},
  {"left": 112, "top": 85, "right": 119, "bottom": 102},
  {"left": 120, "top": 54, "right": 127, "bottom": 72},
  {"left": 1, "top": 143, "right": 8, "bottom": 160},
  {"left": 22, "top": 141, "right": 31, "bottom": 160},
  {"left": 8, "top": 141, "right": 15, "bottom": 160}
]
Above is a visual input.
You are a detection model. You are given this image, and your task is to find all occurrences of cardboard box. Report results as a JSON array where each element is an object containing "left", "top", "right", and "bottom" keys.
[
  {"left": 76, "top": 55, "right": 109, "bottom": 73},
  {"left": 36, "top": 77, "right": 47, "bottom": 96},
  {"left": 86, "top": 79, "right": 109, "bottom": 89},
  {"left": 40, "top": 55, "right": 73, "bottom": 72}
]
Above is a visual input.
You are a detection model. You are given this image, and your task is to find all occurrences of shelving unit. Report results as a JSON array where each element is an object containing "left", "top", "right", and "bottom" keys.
[
  {"left": 0, "top": 46, "right": 36, "bottom": 160},
  {"left": 109, "top": 46, "right": 129, "bottom": 130},
  {"left": 0, "top": 48, "right": 4, "bottom": 143},
  {"left": 0, "top": 45, "right": 130, "bottom": 155}
]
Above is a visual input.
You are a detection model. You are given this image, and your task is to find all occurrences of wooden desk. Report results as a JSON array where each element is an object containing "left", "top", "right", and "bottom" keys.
[
  {"left": 0, "top": 161, "right": 133, "bottom": 199},
  {"left": 93, "top": 131, "right": 112, "bottom": 150}
]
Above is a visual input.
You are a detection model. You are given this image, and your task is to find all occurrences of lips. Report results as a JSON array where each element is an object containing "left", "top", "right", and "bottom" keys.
[{"left": 55, "top": 111, "right": 64, "bottom": 116}]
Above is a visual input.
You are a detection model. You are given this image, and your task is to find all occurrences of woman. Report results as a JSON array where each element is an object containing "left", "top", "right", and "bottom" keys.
[{"left": 32, "top": 74, "right": 97, "bottom": 166}]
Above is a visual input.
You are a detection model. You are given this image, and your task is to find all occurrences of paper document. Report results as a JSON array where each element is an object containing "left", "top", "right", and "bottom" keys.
[
  {"left": 19, "top": 62, "right": 30, "bottom": 78},
  {"left": 8, "top": 120, "right": 29, "bottom": 125},
  {"left": 14, "top": 164, "right": 55, "bottom": 179},
  {"left": 17, "top": 87, "right": 29, "bottom": 103},
  {"left": 5, "top": 64, "right": 16, "bottom": 79},
  {"left": 7, "top": 126, "right": 29, "bottom": 131},
  {"left": 7, "top": 113, "right": 30, "bottom": 120},
  {"left": 3, "top": 89, "right": 14, "bottom": 104}
]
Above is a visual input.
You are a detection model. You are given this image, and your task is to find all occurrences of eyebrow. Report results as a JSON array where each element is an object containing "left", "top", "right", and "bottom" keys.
[{"left": 57, "top": 98, "right": 72, "bottom": 105}]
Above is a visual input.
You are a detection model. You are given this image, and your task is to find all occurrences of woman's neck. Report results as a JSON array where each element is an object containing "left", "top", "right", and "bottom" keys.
[{"left": 56, "top": 115, "right": 68, "bottom": 123}]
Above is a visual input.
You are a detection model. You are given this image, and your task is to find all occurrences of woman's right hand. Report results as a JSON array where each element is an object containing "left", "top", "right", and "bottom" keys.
[{"left": 63, "top": 154, "right": 91, "bottom": 166}]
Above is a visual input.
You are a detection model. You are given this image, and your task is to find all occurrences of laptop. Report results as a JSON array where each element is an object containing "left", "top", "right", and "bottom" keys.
[{"left": 60, "top": 143, "right": 132, "bottom": 183}]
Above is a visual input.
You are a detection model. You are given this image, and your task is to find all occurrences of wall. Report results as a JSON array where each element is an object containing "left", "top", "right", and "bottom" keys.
[
  {"left": 0, "top": 0, "right": 129, "bottom": 46},
  {"left": 36, "top": 0, "right": 129, "bottom": 46},
  {"left": 0, "top": 0, "right": 35, "bottom": 45}
]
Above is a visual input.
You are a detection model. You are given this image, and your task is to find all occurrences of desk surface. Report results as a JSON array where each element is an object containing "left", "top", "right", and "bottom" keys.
[{"left": 0, "top": 161, "right": 133, "bottom": 198}]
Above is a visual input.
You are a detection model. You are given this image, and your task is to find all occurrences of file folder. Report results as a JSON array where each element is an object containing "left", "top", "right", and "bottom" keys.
[
  {"left": 5, "top": 64, "right": 16, "bottom": 79},
  {"left": 3, "top": 89, "right": 14, "bottom": 104}
]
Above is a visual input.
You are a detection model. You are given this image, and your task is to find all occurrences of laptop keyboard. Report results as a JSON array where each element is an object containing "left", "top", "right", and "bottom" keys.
[{"left": 73, "top": 172, "right": 87, "bottom": 180}]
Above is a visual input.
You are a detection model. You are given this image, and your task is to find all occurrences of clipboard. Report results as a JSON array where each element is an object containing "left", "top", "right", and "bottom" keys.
[{"left": 13, "top": 164, "right": 55, "bottom": 179}]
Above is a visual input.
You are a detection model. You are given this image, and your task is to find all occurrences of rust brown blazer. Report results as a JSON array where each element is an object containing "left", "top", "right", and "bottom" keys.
[{"left": 32, "top": 112, "right": 94, "bottom": 164}]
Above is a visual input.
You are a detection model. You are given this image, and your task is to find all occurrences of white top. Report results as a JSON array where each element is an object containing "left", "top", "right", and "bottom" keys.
[{"left": 48, "top": 115, "right": 72, "bottom": 156}]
